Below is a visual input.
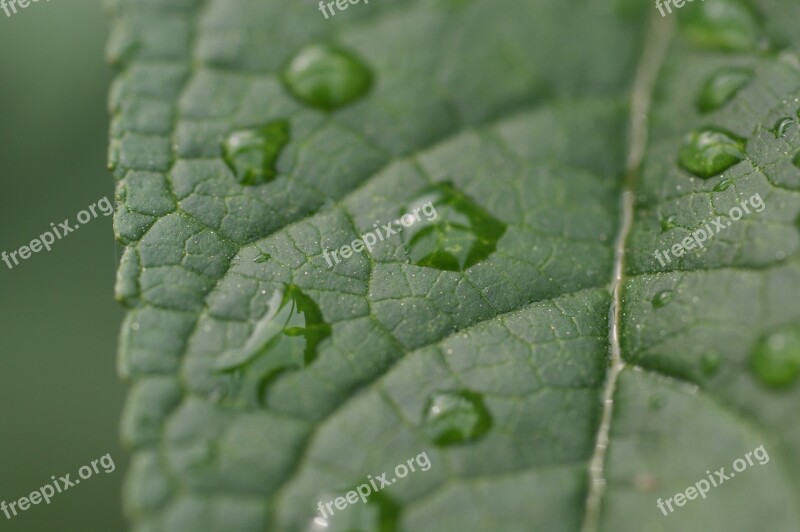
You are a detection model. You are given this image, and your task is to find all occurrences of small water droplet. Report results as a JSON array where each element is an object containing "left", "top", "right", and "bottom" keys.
[
  {"left": 678, "top": 127, "right": 746, "bottom": 179},
  {"left": 253, "top": 252, "right": 272, "bottom": 263},
  {"left": 750, "top": 328, "right": 800, "bottom": 388},
  {"left": 215, "top": 285, "right": 331, "bottom": 406},
  {"left": 701, "top": 352, "right": 721, "bottom": 376},
  {"left": 223, "top": 120, "right": 290, "bottom": 186},
  {"left": 648, "top": 396, "right": 664, "bottom": 410},
  {"left": 283, "top": 44, "right": 372, "bottom": 111},
  {"left": 422, "top": 390, "right": 491, "bottom": 446},
  {"left": 652, "top": 290, "right": 674, "bottom": 308},
  {"left": 402, "top": 182, "right": 507, "bottom": 271},
  {"left": 697, "top": 68, "right": 753, "bottom": 113},
  {"left": 713, "top": 178, "right": 734, "bottom": 192},
  {"left": 660, "top": 214, "right": 678, "bottom": 232},
  {"left": 773, "top": 117, "right": 796, "bottom": 138},
  {"left": 680, "top": 0, "right": 765, "bottom": 52}
]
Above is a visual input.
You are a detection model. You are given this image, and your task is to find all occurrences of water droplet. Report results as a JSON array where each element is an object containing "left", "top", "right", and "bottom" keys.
[
  {"left": 422, "top": 390, "right": 491, "bottom": 446},
  {"left": 713, "top": 178, "right": 734, "bottom": 192},
  {"left": 680, "top": 0, "right": 765, "bottom": 52},
  {"left": 253, "top": 252, "right": 271, "bottom": 263},
  {"left": 283, "top": 44, "right": 372, "bottom": 111},
  {"left": 750, "top": 328, "right": 800, "bottom": 388},
  {"left": 660, "top": 214, "right": 678, "bottom": 232},
  {"left": 773, "top": 117, "right": 796, "bottom": 138},
  {"left": 678, "top": 127, "right": 746, "bottom": 179},
  {"left": 793, "top": 151, "right": 800, "bottom": 170},
  {"left": 652, "top": 290, "right": 674, "bottom": 308},
  {"left": 402, "top": 182, "right": 507, "bottom": 272},
  {"left": 697, "top": 68, "right": 753, "bottom": 113},
  {"left": 648, "top": 396, "right": 664, "bottom": 410},
  {"left": 215, "top": 285, "right": 331, "bottom": 406},
  {"left": 307, "top": 491, "right": 398, "bottom": 532},
  {"left": 701, "top": 352, "right": 721, "bottom": 376},
  {"left": 222, "top": 119, "right": 290, "bottom": 186}
]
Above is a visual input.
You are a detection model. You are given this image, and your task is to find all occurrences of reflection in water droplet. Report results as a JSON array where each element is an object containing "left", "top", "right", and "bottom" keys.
[
  {"left": 679, "top": 0, "right": 765, "bottom": 52},
  {"left": 696, "top": 68, "right": 753, "bottom": 113},
  {"left": 678, "top": 127, "right": 746, "bottom": 179},
  {"left": 660, "top": 214, "right": 678, "bottom": 232},
  {"left": 223, "top": 120, "right": 290, "bottom": 186},
  {"left": 652, "top": 290, "right": 674, "bottom": 308},
  {"left": 402, "top": 182, "right": 506, "bottom": 272},
  {"left": 701, "top": 352, "right": 721, "bottom": 376},
  {"left": 422, "top": 390, "right": 491, "bottom": 446},
  {"left": 215, "top": 285, "right": 331, "bottom": 406},
  {"left": 283, "top": 44, "right": 372, "bottom": 111},
  {"left": 713, "top": 178, "right": 734, "bottom": 192},
  {"left": 773, "top": 117, "right": 796, "bottom": 138},
  {"left": 750, "top": 328, "right": 800, "bottom": 388}
]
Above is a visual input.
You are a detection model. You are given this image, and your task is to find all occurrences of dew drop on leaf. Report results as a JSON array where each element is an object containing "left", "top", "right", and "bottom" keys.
[
  {"left": 215, "top": 284, "right": 331, "bottom": 406},
  {"left": 679, "top": 0, "right": 765, "bottom": 52},
  {"left": 283, "top": 44, "right": 372, "bottom": 111},
  {"left": 660, "top": 214, "right": 678, "bottom": 232},
  {"left": 222, "top": 119, "right": 290, "bottom": 186},
  {"left": 307, "top": 490, "right": 398, "bottom": 532},
  {"left": 713, "top": 177, "right": 734, "bottom": 192},
  {"left": 648, "top": 396, "right": 664, "bottom": 410},
  {"left": 773, "top": 117, "right": 796, "bottom": 138},
  {"left": 750, "top": 328, "right": 800, "bottom": 388},
  {"left": 402, "top": 182, "right": 507, "bottom": 272},
  {"left": 422, "top": 390, "right": 491, "bottom": 446},
  {"left": 701, "top": 351, "right": 721, "bottom": 376},
  {"left": 678, "top": 127, "right": 746, "bottom": 179},
  {"left": 652, "top": 290, "right": 674, "bottom": 308},
  {"left": 696, "top": 67, "right": 753, "bottom": 113}
]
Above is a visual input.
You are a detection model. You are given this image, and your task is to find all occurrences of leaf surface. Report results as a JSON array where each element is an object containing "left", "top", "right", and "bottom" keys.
[{"left": 108, "top": 0, "right": 800, "bottom": 530}]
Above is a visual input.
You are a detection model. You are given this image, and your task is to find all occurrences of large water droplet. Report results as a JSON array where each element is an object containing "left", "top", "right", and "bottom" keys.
[
  {"left": 680, "top": 0, "right": 765, "bottom": 52},
  {"left": 422, "top": 390, "right": 491, "bottom": 446},
  {"left": 773, "top": 117, "right": 796, "bottom": 138},
  {"left": 283, "top": 44, "right": 372, "bottom": 111},
  {"left": 696, "top": 68, "right": 753, "bottom": 113},
  {"left": 652, "top": 290, "right": 674, "bottom": 308},
  {"left": 223, "top": 119, "right": 290, "bottom": 186},
  {"left": 750, "top": 328, "right": 800, "bottom": 388},
  {"left": 678, "top": 127, "right": 746, "bottom": 179},
  {"left": 402, "top": 182, "right": 506, "bottom": 272},
  {"left": 216, "top": 284, "right": 331, "bottom": 406}
]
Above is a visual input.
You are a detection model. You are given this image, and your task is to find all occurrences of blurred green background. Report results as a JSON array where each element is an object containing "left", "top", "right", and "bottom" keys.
[{"left": 0, "top": 1, "right": 126, "bottom": 531}]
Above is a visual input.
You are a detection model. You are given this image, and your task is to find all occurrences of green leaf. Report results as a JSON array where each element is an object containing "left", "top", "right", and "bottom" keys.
[{"left": 108, "top": 0, "right": 800, "bottom": 530}]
